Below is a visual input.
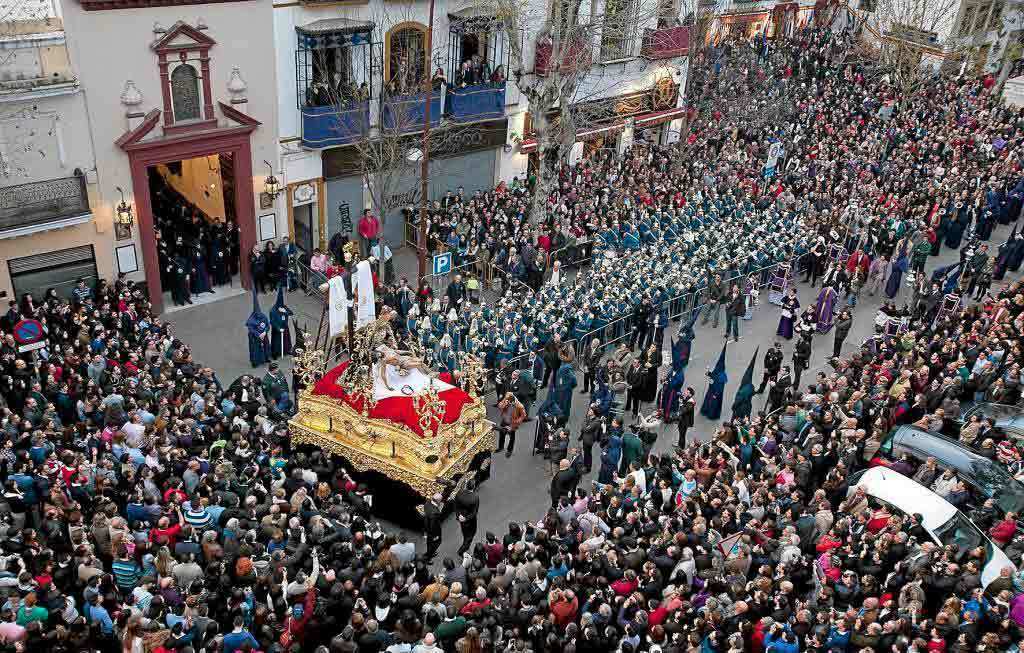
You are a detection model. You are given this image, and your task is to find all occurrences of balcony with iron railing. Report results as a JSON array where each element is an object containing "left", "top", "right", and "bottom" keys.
[
  {"left": 380, "top": 92, "right": 443, "bottom": 132},
  {"left": 641, "top": 25, "right": 690, "bottom": 59},
  {"left": 301, "top": 101, "right": 371, "bottom": 148},
  {"left": 535, "top": 36, "right": 593, "bottom": 75},
  {"left": 0, "top": 174, "right": 91, "bottom": 235},
  {"left": 447, "top": 82, "right": 507, "bottom": 123}
]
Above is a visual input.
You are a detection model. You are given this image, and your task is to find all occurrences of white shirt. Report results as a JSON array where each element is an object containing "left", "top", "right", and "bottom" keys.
[{"left": 122, "top": 422, "right": 146, "bottom": 448}]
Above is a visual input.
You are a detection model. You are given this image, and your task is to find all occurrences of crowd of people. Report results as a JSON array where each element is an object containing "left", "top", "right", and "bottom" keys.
[
  {"left": 1, "top": 17, "right": 1024, "bottom": 653},
  {"left": 150, "top": 170, "right": 243, "bottom": 307}
]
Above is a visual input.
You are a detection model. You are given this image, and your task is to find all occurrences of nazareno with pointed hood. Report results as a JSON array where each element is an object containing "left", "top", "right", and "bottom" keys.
[
  {"left": 731, "top": 346, "right": 759, "bottom": 421},
  {"left": 269, "top": 285, "right": 295, "bottom": 359},
  {"left": 700, "top": 343, "right": 728, "bottom": 420},
  {"left": 245, "top": 283, "right": 271, "bottom": 368}
]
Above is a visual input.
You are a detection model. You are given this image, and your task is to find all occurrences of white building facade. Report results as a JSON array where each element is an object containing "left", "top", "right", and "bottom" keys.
[
  {"left": 272, "top": 0, "right": 690, "bottom": 253},
  {"left": 60, "top": 0, "right": 280, "bottom": 313},
  {"left": 0, "top": 13, "right": 109, "bottom": 301}
]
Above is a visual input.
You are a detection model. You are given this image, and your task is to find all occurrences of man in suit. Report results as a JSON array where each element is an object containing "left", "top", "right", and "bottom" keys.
[
  {"left": 454, "top": 480, "right": 479, "bottom": 556},
  {"left": 676, "top": 387, "right": 696, "bottom": 448},
  {"left": 423, "top": 493, "right": 444, "bottom": 562},
  {"left": 549, "top": 459, "right": 578, "bottom": 508},
  {"left": 524, "top": 350, "right": 546, "bottom": 386}
]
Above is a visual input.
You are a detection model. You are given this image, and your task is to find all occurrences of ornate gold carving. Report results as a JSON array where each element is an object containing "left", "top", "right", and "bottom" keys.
[
  {"left": 289, "top": 389, "right": 495, "bottom": 499},
  {"left": 459, "top": 353, "right": 485, "bottom": 398},
  {"left": 293, "top": 333, "right": 327, "bottom": 387},
  {"left": 412, "top": 379, "right": 447, "bottom": 437}
]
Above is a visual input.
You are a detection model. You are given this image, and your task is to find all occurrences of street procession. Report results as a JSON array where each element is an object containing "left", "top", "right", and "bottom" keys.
[{"left": 7, "top": 0, "right": 1024, "bottom": 649}]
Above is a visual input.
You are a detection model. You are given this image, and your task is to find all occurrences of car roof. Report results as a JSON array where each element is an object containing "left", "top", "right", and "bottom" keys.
[
  {"left": 854, "top": 466, "right": 956, "bottom": 531},
  {"left": 892, "top": 426, "right": 989, "bottom": 477}
]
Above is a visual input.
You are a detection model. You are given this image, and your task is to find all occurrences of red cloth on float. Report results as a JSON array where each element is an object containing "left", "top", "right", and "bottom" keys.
[{"left": 311, "top": 361, "right": 474, "bottom": 437}]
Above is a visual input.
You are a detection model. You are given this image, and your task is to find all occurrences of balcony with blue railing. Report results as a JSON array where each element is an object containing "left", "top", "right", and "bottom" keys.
[
  {"left": 300, "top": 101, "right": 370, "bottom": 148},
  {"left": 381, "top": 92, "right": 442, "bottom": 132},
  {"left": 447, "top": 82, "right": 506, "bottom": 123}
]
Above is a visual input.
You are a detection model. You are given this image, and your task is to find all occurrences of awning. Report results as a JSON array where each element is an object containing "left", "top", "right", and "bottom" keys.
[
  {"left": 519, "top": 107, "right": 686, "bottom": 153},
  {"left": 0, "top": 213, "right": 93, "bottom": 240},
  {"left": 636, "top": 106, "right": 686, "bottom": 127},
  {"left": 296, "top": 18, "right": 375, "bottom": 36},
  {"left": 297, "top": 19, "right": 374, "bottom": 49}
]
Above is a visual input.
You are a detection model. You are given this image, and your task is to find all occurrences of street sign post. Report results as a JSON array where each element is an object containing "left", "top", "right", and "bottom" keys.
[
  {"left": 12, "top": 319, "right": 45, "bottom": 354},
  {"left": 432, "top": 252, "right": 452, "bottom": 276}
]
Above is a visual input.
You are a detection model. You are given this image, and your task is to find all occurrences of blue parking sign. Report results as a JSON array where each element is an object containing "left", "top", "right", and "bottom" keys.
[{"left": 432, "top": 252, "right": 452, "bottom": 276}]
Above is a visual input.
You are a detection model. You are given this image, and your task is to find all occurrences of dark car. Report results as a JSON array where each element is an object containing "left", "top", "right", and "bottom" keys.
[
  {"left": 958, "top": 402, "right": 1024, "bottom": 442},
  {"left": 874, "top": 425, "right": 1024, "bottom": 517}
]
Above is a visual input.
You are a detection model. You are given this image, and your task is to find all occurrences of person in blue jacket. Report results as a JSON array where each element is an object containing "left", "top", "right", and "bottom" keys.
[{"left": 763, "top": 623, "right": 800, "bottom": 653}]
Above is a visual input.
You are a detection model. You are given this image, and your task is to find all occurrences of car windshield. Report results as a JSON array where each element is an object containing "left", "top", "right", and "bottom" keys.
[
  {"left": 967, "top": 459, "right": 1024, "bottom": 514},
  {"left": 933, "top": 513, "right": 983, "bottom": 561},
  {"left": 964, "top": 403, "right": 1021, "bottom": 423}
]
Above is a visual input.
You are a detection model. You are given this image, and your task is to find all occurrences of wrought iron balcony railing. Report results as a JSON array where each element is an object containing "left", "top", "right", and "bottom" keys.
[{"left": 0, "top": 174, "right": 90, "bottom": 232}]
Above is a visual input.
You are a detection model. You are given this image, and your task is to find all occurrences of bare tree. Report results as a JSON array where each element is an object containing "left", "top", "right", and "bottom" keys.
[
  {"left": 307, "top": 1, "right": 490, "bottom": 264},
  {"left": 480, "top": 0, "right": 669, "bottom": 221},
  {"left": 853, "top": 0, "right": 963, "bottom": 102}
]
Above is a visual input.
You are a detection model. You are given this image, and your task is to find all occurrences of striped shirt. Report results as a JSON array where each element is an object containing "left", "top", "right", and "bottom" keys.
[
  {"left": 184, "top": 506, "right": 212, "bottom": 530},
  {"left": 111, "top": 559, "right": 141, "bottom": 591}
]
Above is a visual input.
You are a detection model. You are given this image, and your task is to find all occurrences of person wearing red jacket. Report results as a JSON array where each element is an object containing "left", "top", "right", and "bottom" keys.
[
  {"left": 460, "top": 586, "right": 492, "bottom": 616},
  {"left": 149, "top": 510, "right": 183, "bottom": 548},
  {"left": 357, "top": 209, "right": 380, "bottom": 256},
  {"left": 611, "top": 570, "right": 639, "bottom": 596},
  {"left": 548, "top": 589, "right": 578, "bottom": 626},
  {"left": 989, "top": 512, "right": 1018, "bottom": 546},
  {"left": 815, "top": 532, "right": 843, "bottom": 554},
  {"left": 750, "top": 617, "right": 769, "bottom": 653}
]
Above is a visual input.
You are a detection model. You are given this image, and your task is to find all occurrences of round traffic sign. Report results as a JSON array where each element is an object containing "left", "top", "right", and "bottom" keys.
[{"left": 12, "top": 319, "right": 43, "bottom": 345}]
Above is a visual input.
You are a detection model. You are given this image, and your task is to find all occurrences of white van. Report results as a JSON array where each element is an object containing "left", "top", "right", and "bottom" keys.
[{"left": 851, "top": 466, "right": 1017, "bottom": 590}]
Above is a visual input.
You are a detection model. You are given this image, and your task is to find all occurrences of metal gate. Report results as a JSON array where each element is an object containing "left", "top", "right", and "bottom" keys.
[{"left": 9, "top": 244, "right": 98, "bottom": 300}]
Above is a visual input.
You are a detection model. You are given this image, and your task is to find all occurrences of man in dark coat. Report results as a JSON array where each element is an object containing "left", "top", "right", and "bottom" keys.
[
  {"left": 446, "top": 274, "right": 467, "bottom": 308},
  {"left": 757, "top": 343, "right": 784, "bottom": 394},
  {"left": 579, "top": 406, "right": 602, "bottom": 472},
  {"left": 549, "top": 459, "right": 578, "bottom": 508},
  {"left": 512, "top": 369, "right": 537, "bottom": 417},
  {"left": 724, "top": 284, "right": 745, "bottom": 343},
  {"left": 629, "top": 297, "right": 653, "bottom": 351},
  {"left": 793, "top": 334, "right": 812, "bottom": 390},
  {"left": 541, "top": 336, "right": 561, "bottom": 388},
  {"left": 676, "top": 387, "right": 696, "bottom": 448},
  {"left": 423, "top": 493, "right": 444, "bottom": 563},
  {"left": 454, "top": 480, "right": 479, "bottom": 556},
  {"left": 768, "top": 366, "right": 792, "bottom": 413},
  {"left": 833, "top": 310, "right": 853, "bottom": 358},
  {"left": 262, "top": 362, "right": 291, "bottom": 413}
]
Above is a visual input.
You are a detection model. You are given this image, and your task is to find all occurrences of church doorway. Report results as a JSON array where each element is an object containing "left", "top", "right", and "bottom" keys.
[
  {"left": 147, "top": 152, "right": 244, "bottom": 310},
  {"left": 121, "top": 120, "right": 258, "bottom": 314}
]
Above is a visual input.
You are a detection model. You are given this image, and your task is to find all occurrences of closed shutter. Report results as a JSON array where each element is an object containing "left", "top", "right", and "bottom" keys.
[{"left": 9, "top": 245, "right": 98, "bottom": 300}]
